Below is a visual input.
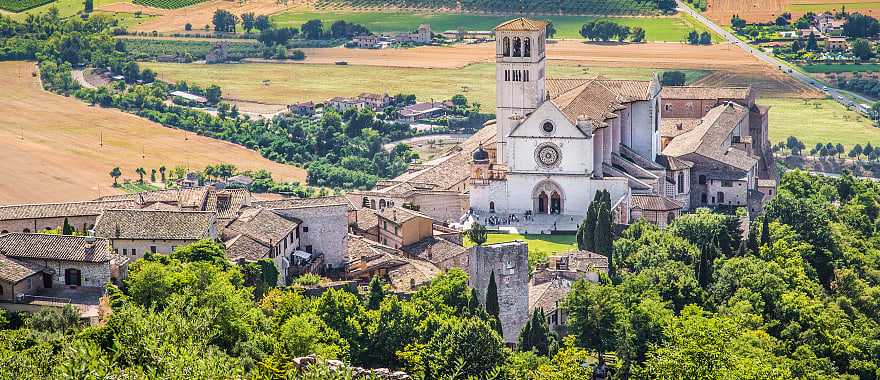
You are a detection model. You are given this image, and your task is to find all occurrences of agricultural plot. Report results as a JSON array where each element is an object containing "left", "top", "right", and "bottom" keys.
[
  {"left": 270, "top": 11, "right": 714, "bottom": 42},
  {"left": 133, "top": 0, "right": 205, "bottom": 9},
  {"left": 764, "top": 97, "right": 880, "bottom": 150},
  {"left": 122, "top": 38, "right": 264, "bottom": 60},
  {"left": 801, "top": 63, "right": 880, "bottom": 74},
  {"left": 313, "top": 0, "right": 660, "bottom": 15},
  {"left": 705, "top": 0, "right": 879, "bottom": 24},
  {"left": 0, "top": 0, "right": 54, "bottom": 12},
  {"left": 5, "top": 0, "right": 129, "bottom": 19}
]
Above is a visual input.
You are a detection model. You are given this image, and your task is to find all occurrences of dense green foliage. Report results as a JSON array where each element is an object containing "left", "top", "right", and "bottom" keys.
[
  {"left": 121, "top": 38, "right": 266, "bottom": 61},
  {"left": 563, "top": 169, "right": 880, "bottom": 378},
  {"left": 0, "top": 0, "right": 54, "bottom": 12}
]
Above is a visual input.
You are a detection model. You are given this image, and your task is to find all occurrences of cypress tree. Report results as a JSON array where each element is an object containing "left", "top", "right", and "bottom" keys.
[
  {"left": 366, "top": 275, "right": 385, "bottom": 310},
  {"left": 760, "top": 215, "right": 770, "bottom": 247},
  {"left": 486, "top": 271, "right": 502, "bottom": 335},
  {"left": 594, "top": 200, "right": 613, "bottom": 272},
  {"left": 518, "top": 318, "right": 532, "bottom": 350},
  {"left": 528, "top": 308, "right": 550, "bottom": 356},
  {"left": 62, "top": 217, "right": 74, "bottom": 235},
  {"left": 584, "top": 191, "right": 602, "bottom": 251},
  {"left": 468, "top": 287, "right": 481, "bottom": 314}
]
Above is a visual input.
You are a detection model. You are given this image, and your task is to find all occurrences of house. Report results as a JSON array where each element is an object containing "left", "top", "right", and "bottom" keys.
[
  {"left": 222, "top": 206, "right": 300, "bottom": 285},
  {"left": 345, "top": 234, "right": 441, "bottom": 293},
  {"left": 397, "top": 102, "right": 448, "bottom": 122},
  {"left": 92, "top": 209, "right": 218, "bottom": 260},
  {"left": 226, "top": 175, "right": 254, "bottom": 188},
  {"left": 375, "top": 207, "right": 434, "bottom": 249},
  {"left": 826, "top": 36, "right": 848, "bottom": 51},
  {"left": 254, "top": 196, "right": 355, "bottom": 270},
  {"left": 529, "top": 250, "right": 608, "bottom": 335},
  {"left": 394, "top": 24, "right": 432, "bottom": 44},
  {"left": 170, "top": 90, "right": 208, "bottom": 104},
  {"left": 288, "top": 101, "right": 316, "bottom": 116},
  {"left": 815, "top": 13, "right": 845, "bottom": 36},
  {"left": 327, "top": 96, "right": 369, "bottom": 113},
  {"left": 353, "top": 35, "right": 380, "bottom": 48},
  {"left": 357, "top": 92, "right": 393, "bottom": 110},
  {"left": 629, "top": 194, "right": 684, "bottom": 227},
  {"left": 441, "top": 30, "right": 495, "bottom": 40},
  {"left": 205, "top": 43, "right": 228, "bottom": 64},
  {"left": 0, "top": 200, "right": 141, "bottom": 235}
]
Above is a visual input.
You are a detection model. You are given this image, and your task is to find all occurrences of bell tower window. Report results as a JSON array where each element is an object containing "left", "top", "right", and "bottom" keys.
[
  {"left": 502, "top": 37, "right": 510, "bottom": 57},
  {"left": 524, "top": 37, "right": 531, "bottom": 57},
  {"left": 513, "top": 37, "right": 521, "bottom": 57}
]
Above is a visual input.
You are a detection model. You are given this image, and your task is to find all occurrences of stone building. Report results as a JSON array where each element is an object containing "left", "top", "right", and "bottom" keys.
[
  {"left": 255, "top": 196, "right": 354, "bottom": 270},
  {"left": 93, "top": 209, "right": 218, "bottom": 261},
  {"left": 0, "top": 200, "right": 140, "bottom": 235},
  {"left": 468, "top": 241, "right": 529, "bottom": 343},
  {"left": 0, "top": 233, "right": 123, "bottom": 290},
  {"left": 529, "top": 250, "right": 608, "bottom": 336},
  {"left": 346, "top": 234, "right": 441, "bottom": 293},
  {"left": 222, "top": 206, "right": 300, "bottom": 285}
]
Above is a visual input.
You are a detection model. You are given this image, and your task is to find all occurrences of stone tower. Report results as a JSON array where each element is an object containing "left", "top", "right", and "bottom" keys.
[
  {"left": 494, "top": 18, "right": 547, "bottom": 165},
  {"left": 468, "top": 241, "right": 530, "bottom": 343}
]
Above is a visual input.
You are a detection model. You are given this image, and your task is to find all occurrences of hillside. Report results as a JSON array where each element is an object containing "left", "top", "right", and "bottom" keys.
[{"left": 0, "top": 61, "right": 306, "bottom": 204}]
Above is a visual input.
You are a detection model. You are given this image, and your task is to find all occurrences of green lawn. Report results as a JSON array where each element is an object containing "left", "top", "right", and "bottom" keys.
[
  {"left": 270, "top": 11, "right": 716, "bottom": 42},
  {"left": 465, "top": 233, "right": 578, "bottom": 270},
  {"left": 120, "top": 182, "right": 161, "bottom": 193},
  {"left": 787, "top": 1, "right": 880, "bottom": 13},
  {"left": 764, "top": 97, "right": 880, "bottom": 150},
  {"left": 800, "top": 63, "right": 880, "bottom": 74},
  {"left": 143, "top": 61, "right": 708, "bottom": 110},
  {"left": 4, "top": 0, "right": 129, "bottom": 19}
]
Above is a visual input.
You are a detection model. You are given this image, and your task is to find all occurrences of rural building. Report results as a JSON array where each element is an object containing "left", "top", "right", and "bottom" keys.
[
  {"left": 0, "top": 233, "right": 123, "bottom": 290},
  {"left": 815, "top": 13, "right": 845, "bottom": 36},
  {"left": 327, "top": 96, "right": 369, "bottom": 113},
  {"left": 441, "top": 29, "right": 495, "bottom": 41},
  {"left": 0, "top": 200, "right": 140, "bottom": 235},
  {"left": 288, "top": 101, "right": 316, "bottom": 116},
  {"left": 397, "top": 102, "right": 449, "bottom": 122},
  {"left": 375, "top": 207, "right": 434, "bottom": 249},
  {"left": 205, "top": 43, "right": 228, "bottom": 64},
  {"left": 353, "top": 35, "right": 380, "bottom": 48},
  {"left": 222, "top": 206, "right": 299, "bottom": 285},
  {"left": 345, "top": 234, "right": 441, "bottom": 293},
  {"left": 629, "top": 194, "right": 684, "bottom": 227},
  {"left": 529, "top": 250, "right": 608, "bottom": 335},
  {"left": 357, "top": 92, "right": 393, "bottom": 110},
  {"left": 394, "top": 24, "right": 432, "bottom": 44},
  {"left": 825, "top": 36, "right": 849, "bottom": 51},
  {"left": 254, "top": 196, "right": 354, "bottom": 271},
  {"left": 170, "top": 90, "right": 208, "bottom": 104},
  {"left": 92, "top": 209, "right": 218, "bottom": 260}
]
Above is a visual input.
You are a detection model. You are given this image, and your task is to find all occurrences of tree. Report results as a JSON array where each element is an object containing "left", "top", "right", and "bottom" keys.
[
  {"left": 140, "top": 68, "right": 156, "bottom": 83},
  {"left": 594, "top": 192, "right": 613, "bottom": 272},
  {"left": 657, "top": 0, "right": 676, "bottom": 12},
  {"left": 467, "top": 222, "right": 488, "bottom": 246},
  {"left": 776, "top": 15, "right": 790, "bottom": 26},
  {"left": 760, "top": 214, "right": 770, "bottom": 247},
  {"left": 185, "top": 23, "right": 192, "bottom": 31},
  {"left": 255, "top": 15, "right": 272, "bottom": 31},
  {"left": 212, "top": 9, "right": 238, "bottom": 33},
  {"left": 150, "top": 168, "right": 157, "bottom": 182},
  {"left": 451, "top": 94, "right": 467, "bottom": 107},
  {"left": 205, "top": 84, "right": 221, "bottom": 104},
  {"left": 699, "top": 31, "right": 711, "bottom": 45},
  {"left": 135, "top": 167, "right": 146, "bottom": 183},
  {"left": 62, "top": 217, "right": 74, "bottom": 235},
  {"left": 836, "top": 143, "right": 845, "bottom": 158},
  {"left": 631, "top": 26, "right": 646, "bottom": 43},
  {"left": 661, "top": 71, "right": 687, "bottom": 86},
  {"left": 110, "top": 166, "right": 121, "bottom": 186},
  {"left": 851, "top": 38, "right": 874, "bottom": 61},
  {"left": 545, "top": 20, "right": 556, "bottom": 39},
  {"left": 565, "top": 281, "right": 625, "bottom": 356},
  {"left": 301, "top": 19, "right": 324, "bottom": 39},
  {"left": 170, "top": 239, "right": 228, "bottom": 266},
  {"left": 687, "top": 30, "right": 700, "bottom": 44},
  {"left": 731, "top": 15, "right": 747, "bottom": 29},
  {"left": 843, "top": 13, "right": 880, "bottom": 38},
  {"left": 519, "top": 308, "right": 551, "bottom": 355},
  {"left": 84, "top": 0, "right": 93, "bottom": 13},
  {"left": 486, "top": 271, "right": 502, "bottom": 335},
  {"left": 806, "top": 32, "right": 819, "bottom": 51},
  {"left": 366, "top": 275, "right": 385, "bottom": 310},
  {"left": 240, "top": 12, "right": 255, "bottom": 33},
  {"left": 159, "top": 165, "right": 166, "bottom": 182}
]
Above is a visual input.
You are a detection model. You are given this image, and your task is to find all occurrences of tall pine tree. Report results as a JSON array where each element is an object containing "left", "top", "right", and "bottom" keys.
[
  {"left": 486, "top": 271, "right": 502, "bottom": 336},
  {"left": 594, "top": 199, "right": 613, "bottom": 273},
  {"left": 526, "top": 308, "right": 550, "bottom": 355},
  {"left": 61, "top": 217, "right": 74, "bottom": 235},
  {"left": 760, "top": 214, "right": 770, "bottom": 247}
]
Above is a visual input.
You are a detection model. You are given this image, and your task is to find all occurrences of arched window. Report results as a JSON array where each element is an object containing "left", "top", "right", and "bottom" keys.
[
  {"left": 370, "top": 199, "right": 376, "bottom": 209},
  {"left": 489, "top": 201, "right": 495, "bottom": 212},
  {"left": 513, "top": 37, "right": 522, "bottom": 57},
  {"left": 379, "top": 199, "right": 386, "bottom": 209},
  {"left": 523, "top": 37, "right": 531, "bottom": 57},
  {"left": 524, "top": 70, "right": 529, "bottom": 82},
  {"left": 677, "top": 172, "right": 685, "bottom": 193},
  {"left": 362, "top": 197, "right": 370, "bottom": 207},
  {"left": 698, "top": 175, "right": 706, "bottom": 185},
  {"left": 502, "top": 37, "right": 510, "bottom": 57}
]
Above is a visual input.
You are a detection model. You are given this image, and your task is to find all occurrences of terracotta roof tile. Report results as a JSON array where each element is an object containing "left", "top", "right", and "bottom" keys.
[
  {"left": 224, "top": 207, "right": 298, "bottom": 246},
  {"left": 662, "top": 103, "right": 757, "bottom": 171},
  {"left": 400, "top": 236, "right": 467, "bottom": 265},
  {"left": 224, "top": 233, "right": 271, "bottom": 262},
  {"left": 0, "top": 254, "right": 44, "bottom": 283},
  {"left": 494, "top": 18, "right": 547, "bottom": 32},
  {"left": 660, "top": 86, "right": 752, "bottom": 101},
  {"left": 254, "top": 196, "right": 353, "bottom": 210},
  {"left": 376, "top": 206, "right": 434, "bottom": 225},
  {"left": 631, "top": 194, "right": 684, "bottom": 211}
]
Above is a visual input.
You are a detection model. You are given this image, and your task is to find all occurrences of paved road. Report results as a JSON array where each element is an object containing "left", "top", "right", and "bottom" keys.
[{"left": 677, "top": 1, "right": 874, "bottom": 114}]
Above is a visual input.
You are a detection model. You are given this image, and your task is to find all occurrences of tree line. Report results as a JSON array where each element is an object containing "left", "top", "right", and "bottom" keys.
[{"left": 579, "top": 20, "right": 646, "bottom": 43}]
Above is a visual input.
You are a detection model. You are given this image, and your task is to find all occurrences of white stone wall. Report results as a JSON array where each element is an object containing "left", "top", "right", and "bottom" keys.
[
  {"left": 628, "top": 100, "right": 655, "bottom": 160},
  {"left": 500, "top": 173, "right": 630, "bottom": 216},
  {"left": 109, "top": 238, "right": 199, "bottom": 261},
  {"left": 273, "top": 205, "right": 349, "bottom": 269},
  {"left": 707, "top": 179, "right": 749, "bottom": 206}
]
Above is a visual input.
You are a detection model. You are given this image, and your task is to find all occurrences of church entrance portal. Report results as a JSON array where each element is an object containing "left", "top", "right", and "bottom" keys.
[{"left": 532, "top": 181, "right": 564, "bottom": 214}]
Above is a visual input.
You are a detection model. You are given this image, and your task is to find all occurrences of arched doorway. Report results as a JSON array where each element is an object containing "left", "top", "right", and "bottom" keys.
[{"left": 532, "top": 180, "right": 564, "bottom": 214}]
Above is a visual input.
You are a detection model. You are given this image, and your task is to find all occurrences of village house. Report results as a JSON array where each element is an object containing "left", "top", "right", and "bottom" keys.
[
  {"left": 92, "top": 209, "right": 218, "bottom": 260},
  {"left": 815, "top": 13, "right": 845, "bottom": 36},
  {"left": 345, "top": 234, "right": 441, "bottom": 293},
  {"left": 529, "top": 250, "right": 608, "bottom": 335},
  {"left": 327, "top": 96, "right": 369, "bottom": 113},
  {"left": 0, "top": 200, "right": 140, "bottom": 235},
  {"left": 357, "top": 92, "right": 394, "bottom": 110},
  {"left": 288, "top": 101, "right": 316, "bottom": 116},
  {"left": 222, "top": 206, "right": 299, "bottom": 285},
  {"left": 826, "top": 36, "right": 849, "bottom": 51},
  {"left": 254, "top": 196, "right": 354, "bottom": 271},
  {"left": 353, "top": 35, "right": 380, "bottom": 48},
  {"left": 394, "top": 24, "right": 432, "bottom": 44},
  {"left": 397, "top": 101, "right": 449, "bottom": 122}
]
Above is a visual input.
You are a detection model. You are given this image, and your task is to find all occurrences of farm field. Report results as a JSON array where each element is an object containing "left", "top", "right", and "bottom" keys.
[
  {"left": 0, "top": 61, "right": 306, "bottom": 204},
  {"left": 142, "top": 61, "right": 708, "bottom": 111},
  {"left": 0, "top": 0, "right": 55, "bottom": 13},
  {"left": 3, "top": 0, "right": 127, "bottom": 19},
  {"left": 801, "top": 63, "right": 880, "bottom": 73},
  {"left": 122, "top": 0, "right": 291, "bottom": 33},
  {"left": 270, "top": 11, "right": 716, "bottom": 42},
  {"left": 705, "top": 0, "right": 879, "bottom": 24},
  {"left": 133, "top": 0, "right": 205, "bottom": 10},
  {"left": 764, "top": 97, "right": 880, "bottom": 149}
]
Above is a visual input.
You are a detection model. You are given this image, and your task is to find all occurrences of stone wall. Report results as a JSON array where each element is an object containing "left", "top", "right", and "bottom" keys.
[
  {"left": 468, "top": 241, "right": 529, "bottom": 343},
  {"left": 19, "top": 258, "right": 111, "bottom": 289},
  {"left": 107, "top": 238, "right": 199, "bottom": 261},
  {"left": 273, "top": 205, "right": 349, "bottom": 269},
  {"left": 0, "top": 215, "right": 99, "bottom": 235}
]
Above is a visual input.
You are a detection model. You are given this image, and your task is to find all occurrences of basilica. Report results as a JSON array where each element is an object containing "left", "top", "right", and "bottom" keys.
[{"left": 468, "top": 18, "right": 776, "bottom": 227}]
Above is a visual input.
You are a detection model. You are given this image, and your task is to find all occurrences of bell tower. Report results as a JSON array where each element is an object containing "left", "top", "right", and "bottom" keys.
[{"left": 494, "top": 18, "right": 547, "bottom": 165}]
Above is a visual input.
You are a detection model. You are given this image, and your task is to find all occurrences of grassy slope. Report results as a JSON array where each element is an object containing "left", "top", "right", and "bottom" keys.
[
  {"left": 270, "top": 11, "right": 716, "bottom": 42},
  {"left": 787, "top": 1, "right": 880, "bottom": 12},
  {"left": 801, "top": 63, "right": 880, "bottom": 73},
  {"left": 142, "top": 61, "right": 708, "bottom": 109},
  {"left": 764, "top": 97, "right": 880, "bottom": 149}
]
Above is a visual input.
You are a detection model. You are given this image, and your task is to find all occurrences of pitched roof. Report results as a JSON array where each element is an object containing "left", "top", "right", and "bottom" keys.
[
  {"left": 205, "top": 188, "right": 252, "bottom": 219},
  {"left": 631, "top": 194, "right": 684, "bottom": 211},
  {"left": 660, "top": 86, "right": 752, "bottom": 101},
  {"left": 0, "top": 200, "right": 140, "bottom": 221},
  {"left": 93, "top": 209, "right": 215, "bottom": 240},
  {"left": 662, "top": 103, "right": 757, "bottom": 171},
  {"left": 354, "top": 208, "right": 379, "bottom": 232},
  {"left": 224, "top": 207, "right": 298, "bottom": 245},
  {"left": 660, "top": 118, "right": 701, "bottom": 138},
  {"left": 224, "top": 233, "right": 271, "bottom": 262},
  {"left": 387, "top": 258, "right": 441, "bottom": 293},
  {"left": 0, "top": 254, "right": 44, "bottom": 283},
  {"left": 529, "top": 278, "right": 571, "bottom": 314},
  {"left": 400, "top": 236, "right": 467, "bottom": 265},
  {"left": 254, "top": 196, "right": 353, "bottom": 211},
  {"left": 0, "top": 233, "right": 112, "bottom": 262},
  {"left": 376, "top": 206, "right": 434, "bottom": 225},
  {"left": 655, "top": 154, "right": 694, "bottom": 171},
  {"left": 494, "top": 18, "right": 547, "bottom": 32},
  {"left": 549, "top": 77, "right": 626, "bottom": 130}
]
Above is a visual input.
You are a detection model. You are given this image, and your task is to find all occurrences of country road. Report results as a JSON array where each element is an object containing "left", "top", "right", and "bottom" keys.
[{"left": 676, "top": 1, "right": 875, "bottom": 115}]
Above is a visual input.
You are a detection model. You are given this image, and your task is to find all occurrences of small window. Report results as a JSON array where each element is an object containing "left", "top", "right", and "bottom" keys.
[
  {"left": 303, "top": 226, "right": 309, "bottom": 233},
  {"left": 305, "top": 245, "right": 313, "bottom": 253},
  {"left": 131, "top": 248, "right": 136, "bottom": 256},
  {"left": 523, "top": 37, "right": 531, "bottom": 57},
  {"left": 665, "top": 104, "right": 671, "bottom": 111},
  {"left": 513, "top": 37, "right": 521, "bottom": 56},
  {"left": 542, "top": 122, "right": 554, "bottom": 134},
  {"left": 23, "top": 228, "right": 30, "bottom": 233},
  {"left": 150, "top": 246, "right": 157, "bottom": 253},
  {"left": 698, "top": 175, "right": 707, "bottom": 185},
  {"left": 721, "top": 181, "right": 733, "bottom": 187},
  {"left": 523, "top": 70, "right": 529, "bottom": 82},
  {"left": 502, "top": 37, "right": 510, "bottom": 56},
  {"left": 0, "top": 284, "right": 3, "bottom": 295},
  {"left": 122, "top": 248, "right": 127, "bottom": 255},
  {"left": 26, "top": 278, "right": 32, "bottom": 290},
  {"left": 701, "top": 193, "right": 707, "bottom": 203}
]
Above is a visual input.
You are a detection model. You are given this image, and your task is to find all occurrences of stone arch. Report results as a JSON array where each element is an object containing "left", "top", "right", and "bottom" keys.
[
  {"left": 523, "top": 37, "right": 531, "bottom": 57},
  {"left": 513, "top": 37, "right": 522, "bottom": 57},
  {"left": 532, "top": 180, "right": 565, "bottom": 214},
  {"left": 489, "top": 201, "right": 495, "bottom": 212},
  {"left": 379, "top": 199, "right": 387, "bottom": 209},
  {"left": 717, "top": 191, "right": 725, "bottom": 204},
  {"left": 502, "top": 37, "right": 510, "bottom": 56}
]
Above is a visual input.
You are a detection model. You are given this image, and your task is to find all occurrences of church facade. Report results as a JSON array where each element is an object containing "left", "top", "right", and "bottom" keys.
[{"left": 468, "top": 18, "right": 775, "bottom": 226}]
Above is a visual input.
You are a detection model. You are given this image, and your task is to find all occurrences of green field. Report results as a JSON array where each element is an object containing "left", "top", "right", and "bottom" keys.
[
  {"left": 464, "top": 232, "right": 578, "bottom": 270},
  {"left": 142, "top": 61, "right": 708, "bottom": 109},
  {"left": 764, "top": 97, "right": 880, "bottom": 149},
  {"left": 801, "top": 63, "right": 880, "bottom": 74},
  {"left": 0, "top": 0, "right": 55, "bottom": 12},
  {"left": 4, "top": 0, "right": 127, "bottom": 19},
  {"left": 270, "top": 11, "right": 716, "bottom": 42}
]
